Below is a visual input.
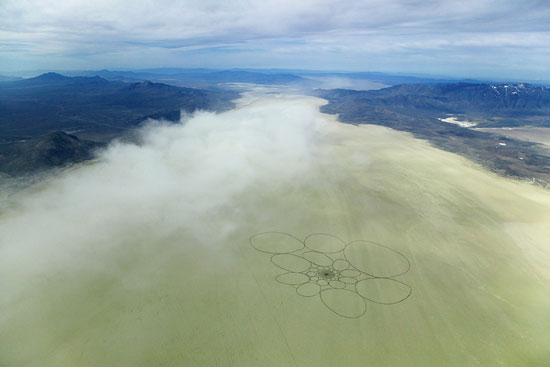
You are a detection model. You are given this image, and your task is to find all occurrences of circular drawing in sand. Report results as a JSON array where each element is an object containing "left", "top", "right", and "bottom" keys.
[{"left": 249, "top": 232, "right": 412, "bottom": 318}]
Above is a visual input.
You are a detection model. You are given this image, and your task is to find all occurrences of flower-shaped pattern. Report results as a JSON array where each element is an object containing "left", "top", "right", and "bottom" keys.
[{"left": 250, "top": 232, "right": 412, "bottom": 318}]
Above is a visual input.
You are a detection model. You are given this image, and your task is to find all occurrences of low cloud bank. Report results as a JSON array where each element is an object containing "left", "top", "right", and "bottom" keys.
[{"left": 0, "top": 94, "right": 330, "bottom": 300}]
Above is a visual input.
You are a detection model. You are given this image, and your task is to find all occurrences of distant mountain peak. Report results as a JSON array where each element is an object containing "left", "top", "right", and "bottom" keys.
[{"left": 31, "top": 72, "right": 69, "bottom": 81}]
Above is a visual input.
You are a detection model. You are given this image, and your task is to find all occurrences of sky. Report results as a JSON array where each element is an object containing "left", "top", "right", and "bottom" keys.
[{"left": 1, "top": 0, "right": 550, "bottom": 80}]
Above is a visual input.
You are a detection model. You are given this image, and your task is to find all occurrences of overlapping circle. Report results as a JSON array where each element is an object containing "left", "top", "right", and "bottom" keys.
[{"left": 250, "top": 232, "right": 412, "bottom": 318}]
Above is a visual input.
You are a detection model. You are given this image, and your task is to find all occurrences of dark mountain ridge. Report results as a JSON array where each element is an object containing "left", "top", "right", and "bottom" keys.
[
  {"left": 0, "top": 131, "right": 102, "bottom": 175},
  {"left": 0, "top": 73, "right": 236, "bottom": 141},
  {"left": 0, "top": 73, "right": 237, "bottom": 176},
  {"left": 320, "top": 83, "right": 550, "bottom": 121}
]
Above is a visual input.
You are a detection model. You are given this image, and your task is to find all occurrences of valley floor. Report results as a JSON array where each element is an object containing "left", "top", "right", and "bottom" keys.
[{"left": 1, "top": 94, "right": 549, "bottom": 366}]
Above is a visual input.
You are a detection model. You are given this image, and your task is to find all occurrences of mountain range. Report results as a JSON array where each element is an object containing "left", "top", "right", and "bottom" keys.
[
  {"left": 318, "top": 83, "right": 550, "bottom": 125},
  {"left": 1, "top": 72, "right": 549, "bottom": 184},
  {"left": 0, "top": 73, "right": 236, "bottom": 176},
  {"left": 0, "top": 72, "right": 236, "bottom": 141}
]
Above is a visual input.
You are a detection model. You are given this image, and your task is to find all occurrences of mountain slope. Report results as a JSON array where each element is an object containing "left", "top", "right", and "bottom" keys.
[
  {"left": 0, "top": 73, "right": 236, "bottom": 141},
  {"left": 0, "top": 131, "right": 102, "bottom": 175},
  {"left": 0, "top": 73, "right": 237, "bottom": 176},
  {"left": 319, "top": 83, "right": 550, "bottom": 126}
]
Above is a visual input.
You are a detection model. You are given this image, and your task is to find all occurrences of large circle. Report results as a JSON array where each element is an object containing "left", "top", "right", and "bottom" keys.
[
  {"left": 275, "top": 272, "right": 310, "bottom": 285},
  {"left": 271, "top": 254, "right": 311, "bottom": 273},
  {"left": 355, "top": 278, "right": 412, "bottom": 304},
  {"left": 344, "top": 240, "right": 410, "bottom": 277},
  {"left": 250, "top": 232, "right": 304, "bottom": 254},
  {"left": 296, "top": 282, "right": 321, "bottom": 297},
  {"left": 340, "top": 269, "right": 361, "bottom": 278},
  {"left": 320, "top": 289, "right": 367, "bottom": 318},
  {"left": 329, "top": 280, "right": 346, "bottom": 289},
  {"left": 304, "top": 233, "right": 346, "bottom": 253},
  {"left": 332, "top": 259, "right": 350, "bottom": 271}
]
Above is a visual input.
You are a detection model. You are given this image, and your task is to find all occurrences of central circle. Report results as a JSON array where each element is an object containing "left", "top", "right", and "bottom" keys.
[{"left": 317, "top": 268, "right": 336, "bottom": 280}]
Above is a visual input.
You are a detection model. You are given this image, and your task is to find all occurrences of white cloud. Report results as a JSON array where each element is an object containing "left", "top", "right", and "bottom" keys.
[
  {"left": 1, "top": 0, "right": 550, "bottom": 78},
  {"left": 0, "top": 93, "right": 330, "bottom": 298}
]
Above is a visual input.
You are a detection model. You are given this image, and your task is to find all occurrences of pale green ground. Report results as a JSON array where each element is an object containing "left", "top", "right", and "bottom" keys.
[{"left": 1, "top": 98, "right": 550, "bottom": 366}]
